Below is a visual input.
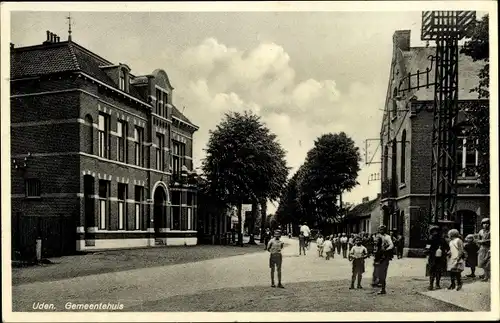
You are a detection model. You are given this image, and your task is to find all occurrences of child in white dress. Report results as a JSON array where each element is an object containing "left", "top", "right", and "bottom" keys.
[{"left": 447, "top": 229, "right": 465, "bottom": 291}]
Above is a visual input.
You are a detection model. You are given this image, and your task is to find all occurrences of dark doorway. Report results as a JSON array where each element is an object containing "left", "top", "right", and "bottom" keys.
[
  {"left": 398, "top": 210, "right": 405, "bottom": 235},
  {"left": 84, "top": 175, "right": 95, "bottom": 230},
  {"left": 382, "top": 206, "right": 390, "bottom": 227},
  {"left": 154, "top": 186, "right": 167, "bottom": 234},
  {"left": 457, "top": 209, "right": 477, "bottom": 237}
]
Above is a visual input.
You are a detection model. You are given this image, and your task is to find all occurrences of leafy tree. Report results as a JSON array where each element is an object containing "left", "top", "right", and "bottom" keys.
[
  {"left": 461, "top": 14, "right": 489, "bottom": 193},
  {"left": 202, "top": 111, "right": 289, "bottom": 246},
  {"left": 297, "top": 132, "right": 361, "bottom": 229},
  {"left": 275, "top": 168, "right": 306, "bottom": 235}
]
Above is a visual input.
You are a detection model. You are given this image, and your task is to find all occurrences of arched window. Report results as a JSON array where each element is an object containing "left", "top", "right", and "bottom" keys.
[
  {"left": 392, "top": 87, "right": 398, "bottom": 118},
  {"left": 400, "top": 130, "right": 406, "bottom": 183},
  {"left": 84, "top": 114, "right": 93, "bottom": 154}
]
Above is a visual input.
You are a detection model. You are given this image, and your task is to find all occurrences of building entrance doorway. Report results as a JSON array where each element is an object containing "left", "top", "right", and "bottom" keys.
[{"left": 153, "top": 186, "right": 167, "bottom": 235}]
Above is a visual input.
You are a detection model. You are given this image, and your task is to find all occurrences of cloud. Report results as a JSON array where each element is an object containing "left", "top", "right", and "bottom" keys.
[{"left": 171, "top": 37, "right": 384, "bottom": 206}]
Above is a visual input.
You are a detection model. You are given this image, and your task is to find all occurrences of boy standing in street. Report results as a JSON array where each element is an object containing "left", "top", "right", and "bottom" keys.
[
  {"left": 267, "top": 230, "right": 285, "bottom": 288},
  {"left": 349, "top": 236, "right": 368, "bottom": 289}
]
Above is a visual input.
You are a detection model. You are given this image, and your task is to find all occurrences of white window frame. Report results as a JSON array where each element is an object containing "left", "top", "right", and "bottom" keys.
[
  {"left": 134, "top": 127, "right": 144, "bottom": 167},
  {"left": 98, "top": 114, "right": 109, "bottom": 158},
  {"left": 134, "top": 185, "right": 143, "bottom": 230},
  {"left": 156, "top": 133, "right": 164, "bottom": 171},
  {"left": 457, "top": 136, "right": 479, "bottom": 179},
  {"left": 99, "top": 199, "right": 107, "bottom": 230},
  {"left": 187, "top": 207, "right": 192, "bottom": 230},
  {"left": 119, "top": 70, "right": 126, "bottom": 91},
  {"left": 117, "top": 121, "right": 127, "bottom": 162},
  {"left": 118, "top": 201, "right": 125, "bottom": 230},
  {"left": 135, "top": 204, "right": 141, "bottom": 230}
]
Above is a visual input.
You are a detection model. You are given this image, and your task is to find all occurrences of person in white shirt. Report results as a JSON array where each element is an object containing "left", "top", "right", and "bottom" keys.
[
  {"left": 300, "top": 222, "right": 311, "bottom": 249},
  {"left": 323, "top": 236, "right": 334, "bottom": 260},
  {"left": 340, "top": 233, "right": 349, "bottom": 258},
  {"left": 376, "top": 225, "right": 394, "bottom": 295},
  {"left": 316, "top": 235, "right": 325, "bottom": 257}
]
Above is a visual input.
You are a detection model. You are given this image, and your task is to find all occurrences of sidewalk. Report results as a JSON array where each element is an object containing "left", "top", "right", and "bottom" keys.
[{"left": 421, "top": 281, "right": 491, "bottom": 312}]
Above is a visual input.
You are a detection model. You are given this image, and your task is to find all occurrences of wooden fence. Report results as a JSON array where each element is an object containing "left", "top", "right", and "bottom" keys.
[{"left": 12, "top": 213, "right": 76, "bottom": 261}]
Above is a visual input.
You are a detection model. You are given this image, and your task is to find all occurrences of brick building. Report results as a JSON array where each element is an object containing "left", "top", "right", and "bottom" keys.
[
  {"left": 380, "top": 30, "right": 489, "bottom": 255},
  {"left": 10, "top": 31, "right": 199, "bottom": 258}
]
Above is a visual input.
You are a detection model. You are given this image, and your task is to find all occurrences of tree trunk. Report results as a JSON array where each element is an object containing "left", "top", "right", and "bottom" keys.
[
  {"left": 259, "top": 198, "right": 267, "bottom": 243},
  {"left": 237, "top": 203, "right": 243, "bottom": 247},
  {"left": 248, "top": 200, "right": 258, "bottom": 244}
]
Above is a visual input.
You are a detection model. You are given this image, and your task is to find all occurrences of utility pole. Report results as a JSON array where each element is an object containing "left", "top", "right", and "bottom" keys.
[{"left": 421, "top": 11, "right": 476, "bottom": 227}]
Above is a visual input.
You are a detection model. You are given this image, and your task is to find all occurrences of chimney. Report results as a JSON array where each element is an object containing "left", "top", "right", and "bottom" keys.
[
  {"left": 56, "top": 35, "right": 60, "bottom": 42},
  {"left": 376, "top": 193, "right": 381, "bottom": 199},
  {"left": 393, "top": 30, "right": 411, "bottom": 51},
  {"left": 43, "top": 30, "right": 51, "bottom": 45},
  {"left": 362, "top": 197, "right": 369, "bottom": 203}
]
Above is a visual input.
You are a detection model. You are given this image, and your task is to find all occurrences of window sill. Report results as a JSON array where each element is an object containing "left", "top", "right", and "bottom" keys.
[
  {"left": 25, "top": 196, "right": 42, "bottom": 200},
  {"left": 167, "top": 230, "right": 197, "bottom": 233},
  {"left": 399, "top": 183, "right": 406, "bottom": 189},
  {"left": 95, "top": 230, "right": 149, "bottom": 233},
  {"left": 457, "top": 178, "right": 480, "bottom": 185}
]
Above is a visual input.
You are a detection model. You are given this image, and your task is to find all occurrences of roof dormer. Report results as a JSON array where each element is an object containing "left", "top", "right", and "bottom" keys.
[{"left": 99, "top": 63, "right": 131, "bottom": 93}]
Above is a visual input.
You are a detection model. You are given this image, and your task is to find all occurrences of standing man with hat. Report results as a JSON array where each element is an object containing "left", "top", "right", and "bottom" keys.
[
  {"left": 376, "top": 225, "right": 394, "bottom": 294},
  {"left": 267, "top": 229, "right": 285, "bottom": 288},
  {"left": 425, "top": 225, "right": 449, "bottom": 290},
  {"left": 477, "top": 218, "right": 490, "bottom": 282}
]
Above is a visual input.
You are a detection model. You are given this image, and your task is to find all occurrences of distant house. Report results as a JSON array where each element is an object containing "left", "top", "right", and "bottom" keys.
[{"left": 343, "top": 195, "right": 381, "bottom": 234}]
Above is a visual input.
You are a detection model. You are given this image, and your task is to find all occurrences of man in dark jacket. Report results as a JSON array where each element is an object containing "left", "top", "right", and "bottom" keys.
[{"left": 425, "top": 225, "right": 449, "bottom": 290}]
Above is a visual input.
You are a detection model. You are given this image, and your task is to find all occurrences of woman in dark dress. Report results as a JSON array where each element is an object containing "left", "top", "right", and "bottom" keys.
[{"left": 425, "top": 225, "right": 449, "bottom": 290}]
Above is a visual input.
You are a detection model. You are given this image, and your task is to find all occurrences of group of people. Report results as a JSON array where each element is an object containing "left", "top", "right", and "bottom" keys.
[
  {"left": 313, "top": 225, "right": 396, "bottom": 294},
  {"left": 265, "top": 222, "right": 396, "bottom": 295},
  {"left": 314, "top": 231, "right": 405, "bottom": 260},
  {"left": 426, "top": 217, "right": 491, "bottom": 291},
  {"left": 265, "top": 218, "right": 491, "bottom": 294}
]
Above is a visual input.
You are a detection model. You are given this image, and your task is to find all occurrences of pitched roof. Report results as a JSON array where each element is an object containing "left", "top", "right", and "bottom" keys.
[
  {"left": 172, "top": 105, "right": 195, "bottom": 125},
  {"left": 402, "top": 46, "right": 485, "bottom": 101},
  {"left": 11, "top": 44, "right": 78, "bottom": 77},
  {"left": 11, "top": 41, "right": 197, "bottom": 127},
  {"left": 346, "top": 196, "right": 380, "bottom": 219},
  {"left": 69, "top": 43, "right": 145, "bottom": 101}
]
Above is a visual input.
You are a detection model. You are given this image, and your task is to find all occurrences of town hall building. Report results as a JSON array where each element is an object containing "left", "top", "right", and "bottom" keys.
[{"left": 10, "top": 31, "right": 199, "bottom": 259}]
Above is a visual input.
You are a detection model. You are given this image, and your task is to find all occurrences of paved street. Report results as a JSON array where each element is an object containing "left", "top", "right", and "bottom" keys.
[
  {"left": 12, "top": 237, "right": 258, "bottom": 286},
  {"left": 11, "top": 238, "right": 487, "bottom": 312}
]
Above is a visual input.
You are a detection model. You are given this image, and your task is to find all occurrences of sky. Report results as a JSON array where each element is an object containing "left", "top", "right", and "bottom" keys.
[{"left": 8, "top": 8, "right": 456, "bottom": 212}]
